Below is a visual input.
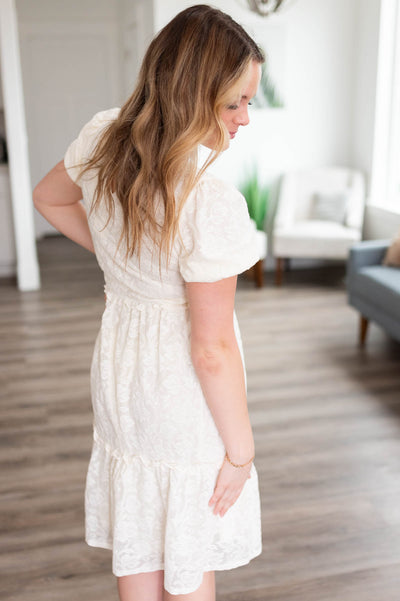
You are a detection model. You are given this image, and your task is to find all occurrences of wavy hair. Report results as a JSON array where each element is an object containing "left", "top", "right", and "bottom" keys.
[{"left": 77, "top": 4, "right": 264, "bottom": 267}]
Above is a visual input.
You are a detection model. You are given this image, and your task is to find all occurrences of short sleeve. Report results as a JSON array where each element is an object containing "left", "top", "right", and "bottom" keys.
[
  {"left": 63, "top": 107, "right": 120, "bottom": 184},
  {"left": 179, "top": 175, "right": 261, "bottom": 282}
]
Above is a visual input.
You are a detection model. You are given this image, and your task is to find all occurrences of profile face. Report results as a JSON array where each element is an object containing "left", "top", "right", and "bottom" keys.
[{"left": 202, "top": 60, "right": 262, "bottom": 151}]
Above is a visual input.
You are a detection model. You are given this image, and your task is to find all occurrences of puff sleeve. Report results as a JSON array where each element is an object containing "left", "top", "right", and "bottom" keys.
[
  {"left": 179, "top": 175, "right": 261, "bottom": 282},
  {"left": 63, "top": 107, "right": 120, "bottom": 185}
]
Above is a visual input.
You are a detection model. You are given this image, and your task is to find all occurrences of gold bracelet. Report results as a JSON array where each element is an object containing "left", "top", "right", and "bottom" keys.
[{"left": 224, "top": 451, "right": 254, "bottom": 468}]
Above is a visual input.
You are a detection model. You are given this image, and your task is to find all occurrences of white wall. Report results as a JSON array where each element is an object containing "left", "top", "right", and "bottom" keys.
[
  {"left": 120, "top": 0, "right": 154, "bottom": 99},
  {"left": 16, "top": 0, "right": 123, "bottom": 238},
  {"left": 363, "top": 205, "right": 400, "bottom": 241},
  {"left": 352, "top": 0, "right": 381, "bottom": 194}
]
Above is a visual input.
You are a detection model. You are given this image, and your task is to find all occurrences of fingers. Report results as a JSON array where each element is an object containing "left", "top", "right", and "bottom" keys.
[
  {"left": 208, "top": 461, "right": 253, "bottom": 517},
  {"left": 209, "top": 486, "right": 242, "bottom": 517},
  {"left": 208, "top": 485, "right": 225, "bottom": 511},
  {"left": 213, "top": 490, "right": 241, "bottom": 517}
]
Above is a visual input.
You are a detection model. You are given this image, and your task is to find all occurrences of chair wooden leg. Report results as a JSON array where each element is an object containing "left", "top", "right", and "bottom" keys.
[
  {"left": 254, "top": 259, "right": 264, "bottom": 288},
  {"left": 275, "top": 257, "right": 284, "bottom": 286},
  {"left": 359, "top": 315, "right": 369, "bottom": 347}
]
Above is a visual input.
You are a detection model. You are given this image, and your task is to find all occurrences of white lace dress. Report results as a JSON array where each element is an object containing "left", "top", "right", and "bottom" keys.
[{"left": 64, "top": 108, "right": 263, "bottom": 595}]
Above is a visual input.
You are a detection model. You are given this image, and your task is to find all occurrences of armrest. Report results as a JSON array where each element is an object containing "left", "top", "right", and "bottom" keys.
[{"left": 346, "top": 239, "right": 390, "bottom": 284}]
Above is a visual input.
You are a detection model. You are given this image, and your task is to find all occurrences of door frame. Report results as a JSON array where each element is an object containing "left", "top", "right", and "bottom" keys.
[{"left": 0, "top": 0, "right": 40, "bottom": 290}]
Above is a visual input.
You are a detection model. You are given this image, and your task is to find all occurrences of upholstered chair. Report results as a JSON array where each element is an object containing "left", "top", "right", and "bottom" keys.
[{"left": 273, "top": 167, "right": 365, "bottom": 285}]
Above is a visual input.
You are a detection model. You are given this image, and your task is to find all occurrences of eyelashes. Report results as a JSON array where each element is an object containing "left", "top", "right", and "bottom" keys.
[{"left": 227, "top": 102, "right": 253, "bottom": 110}]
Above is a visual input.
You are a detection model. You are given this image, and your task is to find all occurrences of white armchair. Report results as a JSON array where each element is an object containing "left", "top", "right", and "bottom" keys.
[{"left": 272, "top": 167, "right": 365, "bottom": 285}]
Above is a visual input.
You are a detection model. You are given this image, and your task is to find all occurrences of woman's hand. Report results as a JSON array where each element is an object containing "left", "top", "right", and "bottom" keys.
[
  {"left": 33, "top": 160, "right": 95, "bottom": 254},
  {"left": 209, "top": 457, "right": 252, "bottom": 517}
]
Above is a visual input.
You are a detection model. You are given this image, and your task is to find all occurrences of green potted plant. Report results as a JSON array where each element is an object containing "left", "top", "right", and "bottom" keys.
[
  {"left": 239, "top": 168, "right": 269, "bottom": 231},
  {"left": 239, "top": 168, "right": 269, "bottom": 287}
]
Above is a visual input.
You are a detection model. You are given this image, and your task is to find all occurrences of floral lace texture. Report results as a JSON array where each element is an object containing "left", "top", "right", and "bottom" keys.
[{"left": 64, "top": 108, "right": 263, "bottom": 595}]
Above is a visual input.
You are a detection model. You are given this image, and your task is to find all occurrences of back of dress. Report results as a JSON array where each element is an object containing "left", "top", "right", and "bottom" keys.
[
  {"left": 64, "top": 108, "right": 260, "bottom": 299},
  {"left": 63, "top": 107, "right": 263, "bottom": 596},
  {"left": 64, "top": 107, "right": 185, "bottom": 303}
]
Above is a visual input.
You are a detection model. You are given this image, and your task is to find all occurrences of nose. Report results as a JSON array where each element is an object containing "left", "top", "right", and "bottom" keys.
[{"left": 234, "top": 105, "right": 250, "bottom": 127}]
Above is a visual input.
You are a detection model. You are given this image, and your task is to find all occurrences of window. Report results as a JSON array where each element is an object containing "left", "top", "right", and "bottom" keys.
[{"left": 370, "top": 0, "right": 400, "bottom": 213}]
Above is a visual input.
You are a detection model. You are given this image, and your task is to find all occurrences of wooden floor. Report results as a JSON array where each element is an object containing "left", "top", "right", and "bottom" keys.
[{"left": 1, "top": 235, "right": 400, "bottom": 601}]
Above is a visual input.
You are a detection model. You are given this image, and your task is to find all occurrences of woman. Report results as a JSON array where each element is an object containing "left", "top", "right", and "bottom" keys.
[{"left": 33, "top": 5, "right": 264, "bottom": 600}]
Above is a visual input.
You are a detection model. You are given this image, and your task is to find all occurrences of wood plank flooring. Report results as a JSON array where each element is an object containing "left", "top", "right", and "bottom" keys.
[{"left": 1, "top": 235, "right": 400, "bottom": 601}]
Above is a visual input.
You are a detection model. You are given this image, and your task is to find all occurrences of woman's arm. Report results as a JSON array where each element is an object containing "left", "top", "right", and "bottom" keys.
[
  {"left": 185, "top": 276, "right": 254, "bottom": 464},
  {"left": 186, "top": 275, "right": 255, "bottom": 517},
  {"left": 33, "top": 160, "right": 95, "bottom": 254}
]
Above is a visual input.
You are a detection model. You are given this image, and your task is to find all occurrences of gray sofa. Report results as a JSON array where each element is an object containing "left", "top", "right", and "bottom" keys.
[{"left": 346, "top": 239, "right": 400, "bottom": 345}]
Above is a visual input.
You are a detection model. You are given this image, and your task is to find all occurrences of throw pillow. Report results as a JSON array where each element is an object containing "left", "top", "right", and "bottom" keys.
[
  {"left": 382, "top": 228, "right": 400, "bottom": 267},
  {"left": 309, "top": 191, "right": 349, "bottom": 224}
]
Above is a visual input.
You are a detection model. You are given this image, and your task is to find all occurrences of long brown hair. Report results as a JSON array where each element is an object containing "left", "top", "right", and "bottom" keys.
[{"left": 77, "top": 5, "right": 264, "bottom": 266}]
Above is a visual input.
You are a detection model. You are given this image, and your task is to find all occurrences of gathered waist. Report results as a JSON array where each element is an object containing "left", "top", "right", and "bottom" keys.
[
  {"left": 104, "top": 284, "right": 189, "bottom": 310},
  {"left": 93, "top": 428, "right": 223, "bottom": 470}
]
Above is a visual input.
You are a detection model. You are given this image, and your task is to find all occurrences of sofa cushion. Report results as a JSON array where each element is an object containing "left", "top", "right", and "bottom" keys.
[
  {"left": 352, "top": 265, "right": 400, "bottom": 320},
  {"left": 382, "top": 228, "right": 400, "bottom": 267}
]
